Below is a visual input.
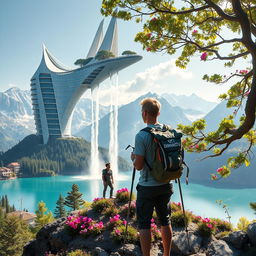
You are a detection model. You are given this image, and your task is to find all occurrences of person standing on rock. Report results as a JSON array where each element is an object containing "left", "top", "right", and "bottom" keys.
[
  {"left": 131, "top": 98, "right": 174, "bottom": 256},
  {"left": 102, "top": 163, "right": 114, "bottom": 198}
]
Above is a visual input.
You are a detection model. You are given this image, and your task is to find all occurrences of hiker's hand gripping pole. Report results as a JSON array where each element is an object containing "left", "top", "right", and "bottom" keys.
[{"left": 125, "top": 145, "right": 135, "bottom": 241}]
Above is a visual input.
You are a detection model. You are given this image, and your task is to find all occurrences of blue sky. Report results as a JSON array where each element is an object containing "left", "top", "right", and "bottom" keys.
[{"left": 1, "top": 0, "right": 238, "bottom": 104}]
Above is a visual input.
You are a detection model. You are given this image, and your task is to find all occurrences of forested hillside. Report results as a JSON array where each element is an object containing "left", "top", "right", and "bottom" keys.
[{"left": 0, "top": 135, "right": 131, "bottom": 177}]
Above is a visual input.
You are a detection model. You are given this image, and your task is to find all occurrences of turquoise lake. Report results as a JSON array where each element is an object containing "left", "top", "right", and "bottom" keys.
[{"left": 0, "top": 174, "right": 255, "bottom": 225}]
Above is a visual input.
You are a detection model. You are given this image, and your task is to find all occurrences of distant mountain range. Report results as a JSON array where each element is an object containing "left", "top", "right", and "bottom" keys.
[
  {"left": 0, "top": 87, "right": 215, "bottom": 152},
  {"left": 77, "top": 92, "right": 191, "bottom": 159},
  {"left": 184, "top": 102, "right": 256, "bottom": 188},
  {"left": 0, "top": 87, "right": 255, "bottom": 188},
  {"left": 0, "top": 88, "right": 109, "bottom": 152}
]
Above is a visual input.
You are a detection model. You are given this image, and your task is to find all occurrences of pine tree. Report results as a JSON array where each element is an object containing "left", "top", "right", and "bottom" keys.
[
  {"left": 4, "top": 195, "right": 10, "bottom": 213},
  {"left": 0, "top": 207, "right": 5, "bottom": 221},
  {"left": 0, "top": 216, "right": 32, "bottom": 256},
  {"left": 54, "top": 194, "right": 66, "bottom": 218},
  {"left": 64, "top": 184, "right": 84, "bottom": 211},
  {"left": 250, "top": 202, "right": 256, "bottom": 214},
  {"left": 34, "top": 201, "right": 54, "bottom": 232}
]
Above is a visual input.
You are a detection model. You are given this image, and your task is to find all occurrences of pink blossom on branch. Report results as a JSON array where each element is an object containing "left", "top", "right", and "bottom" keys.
[{"left": 200, "top": 52, "right": 208, "bottom": 61}]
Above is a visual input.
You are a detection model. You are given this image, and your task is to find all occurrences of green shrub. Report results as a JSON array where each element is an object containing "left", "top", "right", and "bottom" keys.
[
  {"left": 79, "top": 208, "right": 89, "bottom": 217},
  {"left": 115, "top": 188, "right": 131, "bottom": 203},
  {"left": 111, "top": 224, "right": 139, "bottom": 244},
  {"left": 215, "top": 231, "right": 232, "bottom": 239},
  {"left": 120, "top": 201, "right": 136, "bottom": 218},
  {"left": 197, "top": 220, "right": 216, "bottom": 237},
  {"left": 211, "top": 218, "right": 233, "bottom": 232},
  {"left": 95, "top": 50, "right": 115, "bottom": 60},
  {"left": 91, "top": 198, "right": 113, "bottom": 213},
  {"left": 107, "top": 214, "right": 123, "bottom": 230},
  {"left": 102, "top": 205, "right": 120, "bottom": 217},
  {"left": 67, "top": 249, "right": 91, "bottom": 256},
  {"left": 170, "top": 210, "right": 191, "bottom": 228},
  {"left": 122, "top": 50, "right": 137, "bottom": 55},
  {"left": 237, "top": 217, "right": 250, "bottom": 231},
  {"left": 170, "top": 202, "right": 182, "bottom": 213},
  {"left": 191, "top": 215, "right": 203, "bottom": 224}
]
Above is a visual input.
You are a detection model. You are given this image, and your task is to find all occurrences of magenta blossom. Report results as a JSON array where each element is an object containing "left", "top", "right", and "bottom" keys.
[
  {"left": 217, "top": 167, "right": 224, "bottom": 173},
  {"left": 200, "top": 52, "right": 208, "bottom": 61}
]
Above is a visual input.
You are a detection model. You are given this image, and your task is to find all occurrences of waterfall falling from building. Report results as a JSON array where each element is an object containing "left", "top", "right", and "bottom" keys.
[
  {"left": 109, "top": 73, "right": 119, "bottom": 178},
  {"left": 90, "top": 85, "right": 100, "bottom": 178}
]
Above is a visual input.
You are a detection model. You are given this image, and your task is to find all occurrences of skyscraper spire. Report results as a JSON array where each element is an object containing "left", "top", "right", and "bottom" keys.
[
  {"left": 86, "top": 19, "right": 104, "bottom": 58},
  {"left": 97, "top": 16, "right": 118, "bottom": 56}
]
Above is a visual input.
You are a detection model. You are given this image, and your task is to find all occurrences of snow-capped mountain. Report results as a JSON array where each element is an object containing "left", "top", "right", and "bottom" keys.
[
  {"left": 162, "top": 93, "right": 218, "bottom": 121},
  {"left": 0, "top": 87, "right": 110, "bottom": 151}
]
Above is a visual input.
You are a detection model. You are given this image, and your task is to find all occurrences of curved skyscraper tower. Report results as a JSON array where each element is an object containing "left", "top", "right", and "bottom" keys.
[{"left": 31, "top": 17, "right": 142, "bottom": 144}]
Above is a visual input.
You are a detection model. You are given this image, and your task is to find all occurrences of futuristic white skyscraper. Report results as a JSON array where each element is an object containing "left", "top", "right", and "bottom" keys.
[{"left": 31, "top": 17, "right": 142, "bottom": 144}]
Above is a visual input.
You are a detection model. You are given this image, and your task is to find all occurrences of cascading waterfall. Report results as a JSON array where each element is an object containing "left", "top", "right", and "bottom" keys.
[
  {"left": 90, "top": 85, "right": 100, "bottom": 178},
  {"left": 109, "top": 73, "right": 119, "bottom": 178}
]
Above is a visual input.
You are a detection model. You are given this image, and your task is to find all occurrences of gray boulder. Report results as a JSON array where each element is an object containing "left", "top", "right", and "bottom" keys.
[
  {"left": 172, "top": 231, "right": 202, "bottom": 255},
  {"left": 207, "top": 240, "right": 239, "bottom": 256},
  {"left": 247, "top": 222, "right": 256, "bottom": 246},
  {"left": 117, "top": 244, "right": 142, "bottom": 256},
  {"left": 222, "top": 231, "right": 249, "bottom": 249},
  {"left": 92, "top": 247, "right": 109, "bottom": 256}
]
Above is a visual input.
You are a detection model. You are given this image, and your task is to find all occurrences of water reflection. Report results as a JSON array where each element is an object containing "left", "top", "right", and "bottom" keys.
[{"left": 0, "top": 175, "right": 255, "bottom": 225}]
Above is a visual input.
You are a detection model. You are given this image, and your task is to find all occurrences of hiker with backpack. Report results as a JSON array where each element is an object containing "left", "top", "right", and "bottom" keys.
[
  {"left": 131, "top": 97, "right": 184, "bottom": 256},
  {"left": 102, "top": 163, "right": 114, "bottom": 198}
]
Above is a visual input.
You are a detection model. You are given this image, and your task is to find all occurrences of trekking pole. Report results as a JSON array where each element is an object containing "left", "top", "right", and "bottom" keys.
[
  {"left": 177, "top": 178, "right": 191, "bottom": 251},
  {"left": 124, "top": 145, "right": 135, "bottom": 242}
]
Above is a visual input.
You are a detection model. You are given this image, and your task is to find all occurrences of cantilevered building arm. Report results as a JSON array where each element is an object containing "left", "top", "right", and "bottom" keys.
[{"left": 31, "top": 18, "right": 141, "bottom": 144}]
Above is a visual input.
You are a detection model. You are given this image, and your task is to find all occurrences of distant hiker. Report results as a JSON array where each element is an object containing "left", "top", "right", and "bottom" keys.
[
  {"left": 131, "top": 98, "right": 174, "bottom": 256},
  {"left": 102, "top": 163, "right": 114, "bottom": 198}
]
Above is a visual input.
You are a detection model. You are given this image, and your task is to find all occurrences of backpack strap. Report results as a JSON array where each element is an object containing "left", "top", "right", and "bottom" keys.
[{"left": 140, "top": 127, "right": 155, "bottom": 182}]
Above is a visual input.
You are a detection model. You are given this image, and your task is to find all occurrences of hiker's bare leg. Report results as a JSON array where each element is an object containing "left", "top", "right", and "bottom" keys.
[
  {"left": 161, "top": 224, "right": 172, "bottom": 256},
  {"left": 139, "top": 229, "right": 151, "bottom": 256}
]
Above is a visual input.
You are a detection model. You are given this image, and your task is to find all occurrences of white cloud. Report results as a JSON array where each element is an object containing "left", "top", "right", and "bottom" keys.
[{"left": 97, "top": 59, "right": 193, "bottom": 106}]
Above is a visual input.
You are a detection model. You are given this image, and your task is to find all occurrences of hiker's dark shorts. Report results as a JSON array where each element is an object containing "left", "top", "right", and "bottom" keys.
[{"left": 136, "top": 183, "right": 173, "bottom": 229}]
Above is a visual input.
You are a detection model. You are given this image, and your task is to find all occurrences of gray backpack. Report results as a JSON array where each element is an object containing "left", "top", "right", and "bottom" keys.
[{"left": 141, "top": 125, "right": 189, "bottom": 183}]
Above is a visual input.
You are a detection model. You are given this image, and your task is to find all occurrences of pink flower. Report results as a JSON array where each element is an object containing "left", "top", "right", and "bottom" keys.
[
  {"left": 207, "top": 224, "right": 213, "bottom": 229},
  {"left": 115, "top": 229, "right": 121, "bottom": 235},
  {"left": 239, "top": 70, "right": 248, "bottom": 75},
  {"left": 192, "top": 30, "right": 198, "bottom": 34},
  {"left": 151, "top": 17, "right": 157, "bottom": 22},
  {"left": 200, "top": 52, "right": 208, "bottom": 61},
  {"left": 211, "top": 174, "right": 218, "bottom": 180},
  {"left": 217, "top": 167, "right": 224, "bottom": 173},
  {"left": 151, "top": 218, "right": 155, "bottom": 223},
  {"left": 146, "top": 47, "right": 152, "bottom": 52},
  {"left": 195, "top": 144, "right": 199, "bottom": 149},
  {"left": 123, "top": 220, "right": 127, "bottom": 225}
]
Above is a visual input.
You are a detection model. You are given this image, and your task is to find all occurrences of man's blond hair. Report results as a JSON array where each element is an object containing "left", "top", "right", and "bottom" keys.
[{"left": 140, "top": 98, "right": 161, "bottom": 117}]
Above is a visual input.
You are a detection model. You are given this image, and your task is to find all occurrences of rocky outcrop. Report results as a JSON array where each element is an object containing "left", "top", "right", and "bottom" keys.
[
  {"left": 247, "top": 222, "right": 256, "bottom": 246},
  {"left": 22, "top": 218, "right": 256, "bottom": 256}
]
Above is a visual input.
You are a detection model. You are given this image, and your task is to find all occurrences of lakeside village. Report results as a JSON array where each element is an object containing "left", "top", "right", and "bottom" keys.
[{"left": 0, "top": 162, "right": 20, "bottom": 180}]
